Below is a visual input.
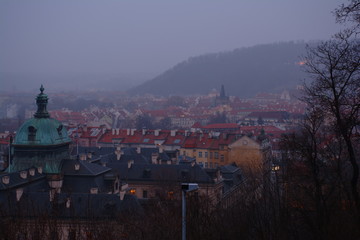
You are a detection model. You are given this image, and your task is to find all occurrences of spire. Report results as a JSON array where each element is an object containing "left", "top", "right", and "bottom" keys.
[
  {"left": 220, "top": 84, "right": 226, "bottom": 98},
  {"left": 34, "top": 85, "right": 50, "bottom": 118}
]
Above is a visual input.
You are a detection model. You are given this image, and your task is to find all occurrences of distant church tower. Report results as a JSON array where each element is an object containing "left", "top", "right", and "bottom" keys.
[
  {"left": 9, "top": 85, "right": 71, "bottom": 173},
  {"left": 215, "top": 84, "right": 230, "bottom": 106}
]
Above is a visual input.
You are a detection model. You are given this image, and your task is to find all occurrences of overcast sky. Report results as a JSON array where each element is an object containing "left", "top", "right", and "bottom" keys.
[{"left": 0, "top": 0, "right": 345, "bottom": 77}]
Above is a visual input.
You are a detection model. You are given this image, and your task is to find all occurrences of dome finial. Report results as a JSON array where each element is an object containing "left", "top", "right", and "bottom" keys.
[{"left": 34, "top": 85, "right": 50, "bottom": 118}]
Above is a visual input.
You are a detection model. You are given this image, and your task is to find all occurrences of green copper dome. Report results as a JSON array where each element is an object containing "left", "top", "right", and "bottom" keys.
[
  {"left": 14, "top": 118, "right": 71, "bottom": 145},
  {"left": 14, "top": 85, "right": 71, "bottom": 145},
  {"left": 10, "top": 86, "right": 71, "bottom": 174}
]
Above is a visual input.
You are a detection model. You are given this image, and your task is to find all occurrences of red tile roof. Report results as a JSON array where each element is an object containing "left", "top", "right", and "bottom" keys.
[{"left": 202, "top": 123, "right": 239, "bottom": 129}]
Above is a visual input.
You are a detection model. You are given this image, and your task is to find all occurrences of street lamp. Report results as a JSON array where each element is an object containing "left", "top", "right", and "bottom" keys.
[{"left": 181, "top": 183, "right": 199, "bottom": 240}]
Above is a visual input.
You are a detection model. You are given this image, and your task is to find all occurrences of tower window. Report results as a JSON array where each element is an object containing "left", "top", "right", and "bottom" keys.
[
  {"left": 28, "top": 126, "right": 37, "bottom": 141},
  {"left": 57, "top": 125, "right": 63, "bottom": 136}
]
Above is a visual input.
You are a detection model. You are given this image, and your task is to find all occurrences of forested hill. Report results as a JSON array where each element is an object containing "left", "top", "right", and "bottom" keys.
[{"left": 129, "top": 42, "right": 310, "bottom": 97}]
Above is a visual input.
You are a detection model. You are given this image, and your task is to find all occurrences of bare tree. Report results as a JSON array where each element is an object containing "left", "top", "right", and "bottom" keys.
[
  {"left": 303, "top": 21, "right": 360, "bottom": 218},
  {"left": 336, "top": 0, "right": 360, "bottom": 29}
]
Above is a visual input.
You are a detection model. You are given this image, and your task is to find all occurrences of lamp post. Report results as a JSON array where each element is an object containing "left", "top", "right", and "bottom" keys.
[{"left": 181, "top": 183, "right": 199, "bottom": 240}]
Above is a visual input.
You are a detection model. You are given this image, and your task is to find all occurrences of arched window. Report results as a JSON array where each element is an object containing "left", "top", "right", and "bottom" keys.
[{"left": 28, "top": 126, "right": 37, "bottom": 141}]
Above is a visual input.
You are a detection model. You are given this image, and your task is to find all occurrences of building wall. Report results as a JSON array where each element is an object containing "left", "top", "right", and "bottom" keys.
[{"left": 228, "top": 136, "right": 263, "bottom": 173}]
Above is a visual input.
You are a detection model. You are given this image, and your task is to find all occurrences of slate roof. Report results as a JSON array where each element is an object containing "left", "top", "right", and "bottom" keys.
[
  {"left": 0, "top": 168, "right": 47, "bottom": 191},
  {"left": 108, "top": 163, "right": 214, "bottom": 184},
  {"left": 72, "top": 146, "right": 115, "bottom": 157},
  {"left": 61, "top": 175, "right": 110, "bottom": 193},
  {"left": 220, "top": 164, "right": 243, "bottom": 192},
  {"left": 0, "top": 191, "right": 142, "bottom": 219},
  {"left": 62, "top": 159, "right": 111, "bottom": 176}
]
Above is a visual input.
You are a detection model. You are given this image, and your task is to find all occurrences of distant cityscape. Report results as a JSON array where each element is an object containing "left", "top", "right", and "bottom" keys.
[{"left": 0, "top": 85, "right": 305, "bottom": 239}]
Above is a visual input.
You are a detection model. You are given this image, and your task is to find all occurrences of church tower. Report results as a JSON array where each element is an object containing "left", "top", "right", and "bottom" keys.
[{"left": 215, "top": 84, "right": 230, "bottom": 106}]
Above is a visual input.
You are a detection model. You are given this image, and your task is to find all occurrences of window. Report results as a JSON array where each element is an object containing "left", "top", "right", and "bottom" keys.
[
  {"left": 198, "top": 151, "right": 203, "bottom": 158},
  {"left": 210, "top": 162, "right": 213, "bottom": 168},
  {"left": 143, "top": 190, "right": 148, "bottom": 198},
  {"left": 205, "top": 162, "right": 208, "bottom": 168},
  {"left": 28, "top": 126, "right": 37, "bottom": 141},
  {"left": 215, "top": 163, "right": 219, "bottom": 168},
  {"left": 214, "top": 152, "right": 219, "bottom": 159},
  {"left": 143, "top": 138, "right": 150, "bottom": 143},
  {"left": 220, "top": 154, "right": 224, "bottom": 162},
  {"left": 205, "top": 152, "right": 208, "bottom": 158},
  {"left": 168, "top": 191, "right": 174, "bottom": 199},
  {"left": 210, "top": 152, "right": 213, "bottom": 159},
  {"left": 174, "top": 139, "right": 181, "bottom": 144},
  {"left": 57, "top": 124, "right": 63, "bottom": 136}
]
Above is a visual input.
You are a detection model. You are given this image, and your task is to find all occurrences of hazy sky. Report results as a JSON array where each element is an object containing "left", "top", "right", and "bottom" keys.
[{"left": 0, "top": 0, "right": 345, "bottom": 77}]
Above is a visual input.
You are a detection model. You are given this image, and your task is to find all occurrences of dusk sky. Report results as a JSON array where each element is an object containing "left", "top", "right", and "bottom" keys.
[{"left": 0, "top": 0, "right": 344, "bottom": 78}]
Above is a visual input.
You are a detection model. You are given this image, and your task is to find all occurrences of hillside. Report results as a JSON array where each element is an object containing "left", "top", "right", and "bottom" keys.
[{"left": 129, "top": 42, "right": 309, "bottom": 97}]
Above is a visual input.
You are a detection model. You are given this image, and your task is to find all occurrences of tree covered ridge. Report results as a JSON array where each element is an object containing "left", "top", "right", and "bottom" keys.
[{"left": 129, "top": 41, "right": 309, "bottom": 97}]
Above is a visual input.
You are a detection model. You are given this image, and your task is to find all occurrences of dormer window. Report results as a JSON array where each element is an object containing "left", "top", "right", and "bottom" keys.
[
  {"left": 28, "top": 126, "right": 37, "bottom": 141},
  {"left": 57, "top": 125, "right": 63, "bottom": 136}
]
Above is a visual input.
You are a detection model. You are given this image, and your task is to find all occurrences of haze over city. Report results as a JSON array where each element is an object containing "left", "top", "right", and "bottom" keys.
[
  {"left": 1, "top": 1, "right": 360, "bottom": 239},
  {"left": 0, "top": 0, "right": 343, "bottom": 91}
]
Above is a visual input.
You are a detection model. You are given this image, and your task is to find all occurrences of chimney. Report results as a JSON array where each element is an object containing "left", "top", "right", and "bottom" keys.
[
  {"left": 127, "top": 128, "right": 130, "bottom": 135},
  {"left": 90, "top": 187, "right": 98, "bottom": 194},
  {"left": 20, "top": 171, "right": 28, "bottom": 179},
  {"left": 151, "top": 153, "right": 159, "bottom": 164},
  {"left": 87, "top": 152, "right": 92, "bottom": 159},
  {"left": 120, "top": 190, "right": 126, "bottom": 200},
  {"left": 115, "top": 147, "right": 123, "bottom": 160},
  {"left": 37, "top": 166, "right": 43, "bottom": 174},
  {"left": 49, "top": 189, "right": 55, "bottom": 202},
  {"left": 66, "top": 198, "right": 71, "bottom": 208},
  {"left": 142, "top": 128, "right": 146, "bottom": 135},
  {"left": 116, "top": 128, "right": 119, "bottom": 135},
  {"left": 80, "top": 154, "right": 87, "bottom": 161},
  {"left": 154, "top": 129, "right": 160, "bottom": 136},
  {"left": 2, "top": 175, "right": 9, "bottom": 184},
  {"left": 75, "top": 163, "right": 80, "bottom": 171},
  {"left": 170, "top": 130, "right": 177, "bottom": 137},
  {"left": 112, "top": 129, "right": 115, "bottom": 135},
  {"left": 128, "top": 160, "right": 134, "bottom": 169},
  {"left": 216, "top": 169, "right": 222, "bottom": 182},
  {"left": 136, "top": 147, "right": 141, "bottom": 154},
  {"left": 16, "top": 188, "right": 23, "bottom": 202},
  {"left": 223, "top": 133, "right": 227, "bottom": 140},
  {"left": 29, "top": 168, "right": 35, "bottom": 176}
]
